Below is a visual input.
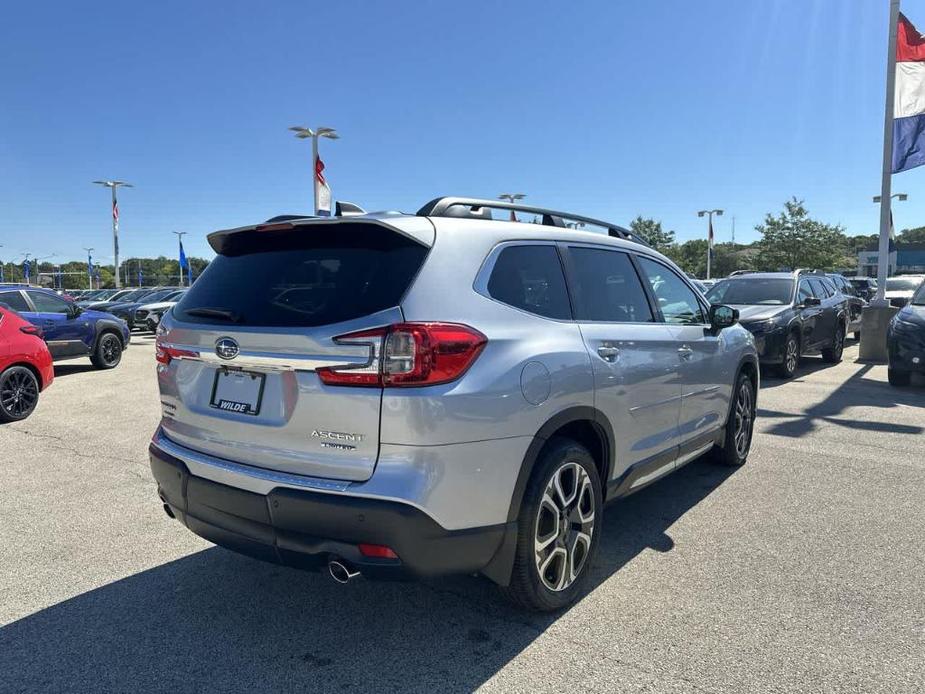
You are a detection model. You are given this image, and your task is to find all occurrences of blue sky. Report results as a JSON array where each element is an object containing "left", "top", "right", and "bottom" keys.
[{"left": 2, "top": 0, "right": 925, "bottom": 265}]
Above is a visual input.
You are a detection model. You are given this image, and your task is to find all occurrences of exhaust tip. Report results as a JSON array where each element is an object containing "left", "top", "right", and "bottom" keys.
[
  {"left": 328, "top": 559, "right": 360, "bottom": 584},
  {"left": 162, "top": 503, "right": 176, "bottom": 519}
]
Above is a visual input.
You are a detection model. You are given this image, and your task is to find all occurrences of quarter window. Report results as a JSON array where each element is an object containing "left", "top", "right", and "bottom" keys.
[
  {"left": 636, "top": 257, "right": 707, "bottom": 325},
  {"left": 486, "top": 245, "right": 572, "bottom": 320},
  {"left": 567, "top": 248, "right": 653, "bottom": 323},
  {"left": 0, "top": 290, "right": 29, "bottom": 312}
]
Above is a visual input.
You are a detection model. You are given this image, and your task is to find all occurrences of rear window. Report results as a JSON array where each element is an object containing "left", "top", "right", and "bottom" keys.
[
  {"left": 174, "top": 224, "right": 428, "bottom": 327},
  {"left": 486, "top": 245, "right": 571, "bottom": 320}
]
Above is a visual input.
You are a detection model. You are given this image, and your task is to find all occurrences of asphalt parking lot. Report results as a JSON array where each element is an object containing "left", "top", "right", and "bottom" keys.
[{"left": 1, "top": 337, "right": 923, "bottom": 693}]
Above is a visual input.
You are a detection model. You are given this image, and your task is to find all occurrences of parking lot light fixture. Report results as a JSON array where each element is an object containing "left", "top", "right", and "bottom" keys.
[
  {"left": 697, "top": 209, "right": 724, "bottom": 280},
  {"left": 290, "top": 125, "right": 339, "bottom": 216},
  {"left": 92, "top": 180, "right": 133, "bottom": 289},
  {"left": 498, "top": 193, "right": 525, "bottom": 221}
]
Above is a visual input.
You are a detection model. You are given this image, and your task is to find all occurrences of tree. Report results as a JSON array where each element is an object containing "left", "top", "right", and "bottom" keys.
[
  {"left": 630, "top": 216, "right": 675, "bottom": 253},
  {"left": 898, "top": 226, "right": 925, "bottom": 244},
  {"left": 754, "top": 198, "right": 846, "bottom": 271}
]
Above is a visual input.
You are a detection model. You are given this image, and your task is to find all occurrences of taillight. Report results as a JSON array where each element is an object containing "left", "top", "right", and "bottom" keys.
[
  {"left": 20, "top": 325, "right": 43, "bottom": 338},
  {"left": 155, "top": 339, "right": 199, "bottom": 366},
  {"left": 317, "top": 322, "right": 486, "bottom": 388}
]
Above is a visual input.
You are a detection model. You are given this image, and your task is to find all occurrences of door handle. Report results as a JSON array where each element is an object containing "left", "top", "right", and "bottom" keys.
[
  {"left": 677, "top": 345, "right": 694, "bottom": 360},
  {"left": 597, "top": 345, "right": 620, "bottom": 362}
]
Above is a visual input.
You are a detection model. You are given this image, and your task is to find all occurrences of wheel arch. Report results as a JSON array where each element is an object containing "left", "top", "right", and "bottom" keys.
[
  {"left": 481, "top": 406, "right": 614, "bottom": 587},
  {"left": 92, "top": 321, "right": 127, "bottom": 350},
  {"left": 506, "top": 406, "right": 614, "bottom": 525},
  {"left": 3, "top": 361, "right": 44, "bottom": 389}
]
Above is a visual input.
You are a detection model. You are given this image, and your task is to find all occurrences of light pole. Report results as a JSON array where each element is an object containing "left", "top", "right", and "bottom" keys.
[
  {"left": 498, "top": 193, "right": 525, "bottom": 221},
  {"left": 172, "top": 231, "right": 188, "bottom": 286},
  {"left": 697, "top": 209, "right": 724, "bottom": 279},
  {"left": 83, "top": 247, "right": 95, "bottom": 290},
  {"left": 93, "top": 180, "right": 133, "bottom": 289},
  {"left": 289, "top": 126, "right": 339, "bottom": 216},
  {"left": 872, "top": 193, "right": 907, "bottom": 278}
]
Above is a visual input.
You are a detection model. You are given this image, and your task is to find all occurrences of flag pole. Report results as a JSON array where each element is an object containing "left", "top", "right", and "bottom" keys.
[{"left": 875, "top": 0, "right": 902, "bottom": 305}]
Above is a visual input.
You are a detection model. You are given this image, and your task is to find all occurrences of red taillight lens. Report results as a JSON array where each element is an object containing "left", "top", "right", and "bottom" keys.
[
  {"left": 317, "top": 322, "right": 486, "bottom": 388},
  {"left": 358, "top": 543, "right": 399, "bottom": 559},
  {"left": 20, "top": 325, "right": 43, "bottom": 338},
  {"left": 155, "top": 339, "right": 199, "bottom": 366}
]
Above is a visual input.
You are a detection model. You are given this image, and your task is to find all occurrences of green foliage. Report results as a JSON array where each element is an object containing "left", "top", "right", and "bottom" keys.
[
  {"left": 753, "top": 198, "right": 846, "bottom": 271},
  {"left": 898, "top": 226, "right": 925, "bottom": 244},
  {"left": 2, "top": 256, "right": 209, "bottom": 289},
  {"left": 630, "top": 216, "right": 675, "bottom": 252}
]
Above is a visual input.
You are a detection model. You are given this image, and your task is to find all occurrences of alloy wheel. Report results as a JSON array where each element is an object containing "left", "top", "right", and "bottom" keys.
[
  {"left": 534, "top": 461, "right": 596, "bottom": 592},
  {"left": 101, "top": 335, "right": 121, "bottom": 365},
  {"left": 785, "top": 338, "right": 798, "bottom": 374},
  {"left": 0, "top": 369, "right": 38, "bottom": 418},
  {"left": 733, "top": 381, "right": 754, "bottom": 458},
  {"left": 833, "top": 330, "right": 844, "bottom": 360}
]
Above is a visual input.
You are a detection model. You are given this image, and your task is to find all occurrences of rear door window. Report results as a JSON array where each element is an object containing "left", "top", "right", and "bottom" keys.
[
  {"left": 486, "top": 245, "right": 571, "bottom": 320},
  {"left": 174, "top": 224, "right": 429, "bottom": 327},
  {"left": 566, "top": 247, "right": 653, "bottom": 322},
  {"left": 0, "top": 290, "right": 29, "bottom": 312},
  {"left": 27, "top": 291, "right": 71, "bottom": 313}
]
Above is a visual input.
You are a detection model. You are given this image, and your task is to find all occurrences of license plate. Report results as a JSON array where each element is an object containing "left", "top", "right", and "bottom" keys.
[{"left": 210, "top": 369, "right": 265, "bottom": 416}]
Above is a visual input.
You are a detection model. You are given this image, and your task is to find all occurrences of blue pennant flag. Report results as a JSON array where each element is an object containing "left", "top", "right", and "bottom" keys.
[{"left": 179, "top": 239, "right": 189, "bottom": 270}]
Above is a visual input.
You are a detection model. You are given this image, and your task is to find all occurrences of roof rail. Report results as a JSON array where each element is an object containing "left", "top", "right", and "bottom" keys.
[{"left": 416, "top": 197, "right": 651, "bottom": 248}]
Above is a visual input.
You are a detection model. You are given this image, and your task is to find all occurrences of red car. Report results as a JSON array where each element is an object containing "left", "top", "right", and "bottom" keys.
[{"left": 0, "top": 306, "right": 54, "bottom": 422}]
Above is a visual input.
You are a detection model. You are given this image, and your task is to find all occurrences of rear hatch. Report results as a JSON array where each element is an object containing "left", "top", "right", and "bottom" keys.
[{"left": 156, "top": 218, "right": 432, "bottom": 482}]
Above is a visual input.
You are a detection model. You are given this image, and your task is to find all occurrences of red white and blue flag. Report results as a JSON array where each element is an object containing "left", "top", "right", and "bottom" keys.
[
  {"left": 315, "top": 155, "right": 331, "bottom": 216},
  {"left": 893, "top": 13, "right": 925, "bottom": 172}
]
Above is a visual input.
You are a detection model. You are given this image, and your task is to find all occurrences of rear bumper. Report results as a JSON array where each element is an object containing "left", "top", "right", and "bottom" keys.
[{"left": 149, "top": 441, "right": 511, "bottom": 580}]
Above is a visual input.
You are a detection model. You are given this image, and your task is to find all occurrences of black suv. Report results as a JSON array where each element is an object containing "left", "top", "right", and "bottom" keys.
[
  {"left": 847, "top": 276, "right": 878, "bottom": 302},
  {"left": 827, "top": 274, "right": 866, "bottom": 340},
  {"left": 706, "top": 271, "right": 849, "bottom": 378}
]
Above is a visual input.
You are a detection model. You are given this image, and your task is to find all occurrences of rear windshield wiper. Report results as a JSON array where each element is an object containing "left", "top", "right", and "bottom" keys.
[{"left": 184, "top": 307, "right": 242, "bottom": 322}]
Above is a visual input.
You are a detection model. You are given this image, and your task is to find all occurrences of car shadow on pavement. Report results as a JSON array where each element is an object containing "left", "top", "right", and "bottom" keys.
[
  {"left": 757, "top": 362, "right": 924, "bottom": 440},
  {"left": 52, "top": 363, "right": 97, "bottom": 377},
  {"left": 757, "top": 355, "right": 839, "bottom": 389},
  {"left": 0, "top": 459, "right": 735, "bottom": 694}
]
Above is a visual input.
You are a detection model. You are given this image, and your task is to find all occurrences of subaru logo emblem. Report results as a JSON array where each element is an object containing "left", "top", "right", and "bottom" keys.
[{"left": 215, "top": 337, "right": 239, "bottom": 360}]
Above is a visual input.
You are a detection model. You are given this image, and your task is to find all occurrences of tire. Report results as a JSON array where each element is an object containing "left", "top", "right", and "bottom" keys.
[
  {"left": 90, "top": 332, "right": 123, "bottom": 370},
  {"left": 821, "top": 325, "right": 845, "bottom": 363},
  {"left": 710, "top": 372, "right": 756, "bottom": 467},
  {"left": 776, "top": 333, "right": 800, "bottom": 378},
  {"left": 0, "top": 366, "right": 40, "bottom": 423},
  {"left": 888, "top": 367, "right": 911, "bottom": 387},
  {"left": 501, "top": 437, "right": 602, "bottom": 612}
]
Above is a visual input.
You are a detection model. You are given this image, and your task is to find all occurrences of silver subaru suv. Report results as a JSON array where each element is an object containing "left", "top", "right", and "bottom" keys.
[{"left": 149, "top": 196, "right": 758, "bottom": 611}]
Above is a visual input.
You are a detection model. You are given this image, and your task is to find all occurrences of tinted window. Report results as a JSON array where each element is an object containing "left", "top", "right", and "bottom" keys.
[
  {"left": 808, "top": 278, "right": 831, "bottom": 298},
  {"left": 28, "top": 291, "right": 70, "bottom": 313},
  {"left": 637, "top": 257, "right": 706, "bottom": 324},
  {"left": 175, "top": 225, "right": 428, "bottom": 327},
  {"left": 487, "top": 245, "right": 571, "bottom": 320},
  {"left": 798, "top": 280, "right": 814, "bottom": 302},
  {"left": 0, "top": 290, "right": 29, "bottom": 312},
  {"left": 706, "top": 278, "right": 794, "bottom": 305},
  {"left": 567, "top": 248, "right": 653, "bottom": 322}
]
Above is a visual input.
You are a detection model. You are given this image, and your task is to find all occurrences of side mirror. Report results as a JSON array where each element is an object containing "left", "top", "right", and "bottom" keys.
[
  {"left": 710, "top": 304, "right": 738, "bottom": 331},
  {"left": 67, "top": 304, "right": 83, "bottom": 319},
  {"left": 803, "top": 297, "right": 822, "bottom": 307}
]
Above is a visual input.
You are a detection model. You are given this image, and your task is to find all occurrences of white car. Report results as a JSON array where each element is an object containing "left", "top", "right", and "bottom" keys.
[
  {"left": 134, "top": 290, "right": 187, "bottom": 332},
  {"left": 884, "top": 275, "right": 925, "bottom": 308}
]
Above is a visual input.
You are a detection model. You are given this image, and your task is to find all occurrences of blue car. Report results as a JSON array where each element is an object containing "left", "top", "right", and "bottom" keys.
[
  {"left": 0, "top": 286, "right": 130, "bottom": 369},
  {"left": 887, "top": 281, "right": 925, "bottom": 386}
]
